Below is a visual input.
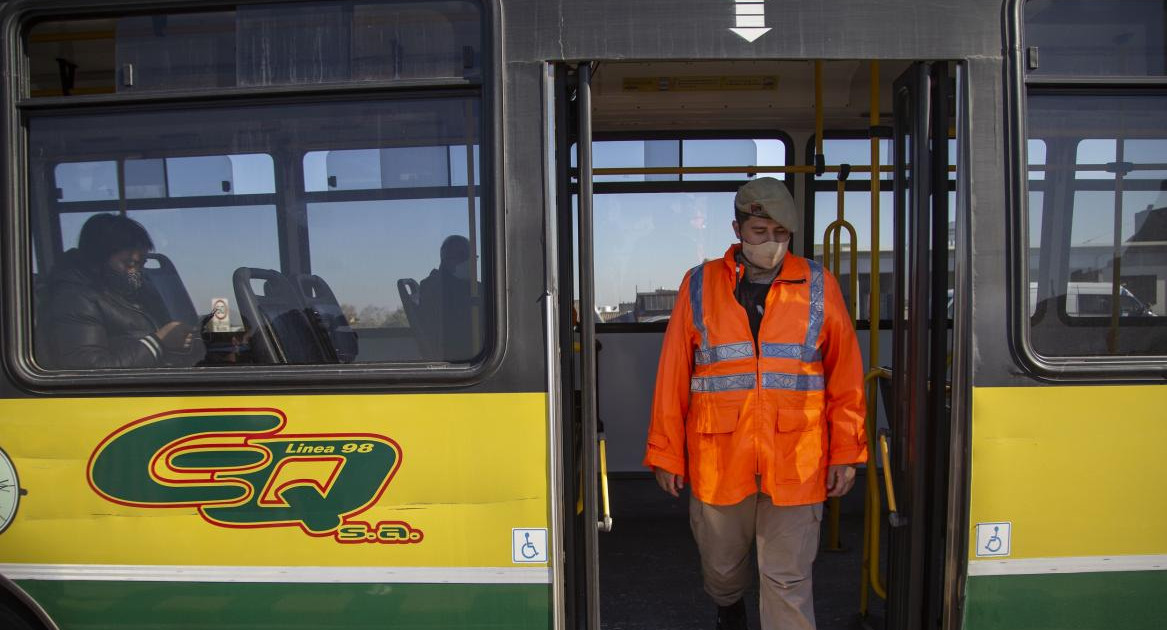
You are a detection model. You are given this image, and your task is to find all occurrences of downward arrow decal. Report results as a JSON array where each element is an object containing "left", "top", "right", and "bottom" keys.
[{"left": 731, "top": 0, "right": 771, "bottom": 43}]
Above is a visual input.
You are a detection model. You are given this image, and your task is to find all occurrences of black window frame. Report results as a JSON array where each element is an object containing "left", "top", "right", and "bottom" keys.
[
  {"left": 1010, "top": 0, "right": 1167, "bottom": 377},
  {"left": 1, "top": 0, "right": 504, "bottom": 391}
]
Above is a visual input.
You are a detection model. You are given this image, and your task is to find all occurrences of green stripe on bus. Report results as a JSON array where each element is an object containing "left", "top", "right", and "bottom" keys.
[
  {"left": 17, "top": 581, "right": 551, "bottom": 629},
  {"left": 965, "top": 571, "right": 1167, "bottom": 630}
]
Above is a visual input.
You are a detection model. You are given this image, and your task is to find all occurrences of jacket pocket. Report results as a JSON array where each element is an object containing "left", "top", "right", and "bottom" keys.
[
  {"left": 693, "top": 394, "right": 741, "bottom": 434},
  {"left": 774, "top": 390, "right": 825, "bottom": 432},
  {"left": 773, "top": 422, "right": 826, "bottom": 483}
]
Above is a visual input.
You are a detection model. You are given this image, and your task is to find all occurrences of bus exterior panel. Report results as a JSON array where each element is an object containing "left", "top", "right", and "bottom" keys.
[{"left": 0, "top": 393, "right": 551, "bottom": 628}]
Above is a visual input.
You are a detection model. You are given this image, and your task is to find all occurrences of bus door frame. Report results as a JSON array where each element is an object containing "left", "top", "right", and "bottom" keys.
[
  {"left": 888, "top": 61, "right": 954, "bottom": 630},
  {"left": 552, "top": 61, "right": 602, "bottom": 630}
]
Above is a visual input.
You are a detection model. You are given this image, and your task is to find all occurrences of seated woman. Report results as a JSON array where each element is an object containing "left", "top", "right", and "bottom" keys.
[{"left": 38, "top": 214, "right": 200, "bottom": 369}]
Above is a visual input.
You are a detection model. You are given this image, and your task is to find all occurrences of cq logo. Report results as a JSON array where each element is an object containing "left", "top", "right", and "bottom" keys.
[{"left": 88, "top": 408, "right": 422, "bottom": 544}]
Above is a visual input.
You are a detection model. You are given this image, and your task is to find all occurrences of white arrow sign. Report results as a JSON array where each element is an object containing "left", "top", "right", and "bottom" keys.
[{"left": 731, "top": 0, "right": 771, "bottom": 42}]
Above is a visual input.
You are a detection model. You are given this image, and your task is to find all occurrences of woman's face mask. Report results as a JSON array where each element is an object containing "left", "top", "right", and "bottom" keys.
[{"left": 741, "top": 239, "right": 788, "bottom": 271}]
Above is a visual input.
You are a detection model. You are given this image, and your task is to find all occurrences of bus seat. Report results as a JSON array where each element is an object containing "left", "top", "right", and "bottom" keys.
[
  {"left": 233, "top": 267, "right": 334, "bottom": 364},
  {"left": 295, "top": 273, "right": 358, "bottom": 363},
  {"left": 396, "top": 278, "right": 433, "bottom": 357},
  {"left": 143, "top": 253, "right": 200, "bottom": 326}
]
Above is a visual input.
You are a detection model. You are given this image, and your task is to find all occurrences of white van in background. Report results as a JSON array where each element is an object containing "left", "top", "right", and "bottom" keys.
[{"left": 1029, "top": 282, "right": 1156, "bottom": 317}]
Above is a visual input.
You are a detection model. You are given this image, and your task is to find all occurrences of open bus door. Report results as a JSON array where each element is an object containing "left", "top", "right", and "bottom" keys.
[
  {"left": 553, "top": 61, "right": 604, "bottom": 630},
  {"left": 886, "top": 62, "right": 953, "bottom": 630}
]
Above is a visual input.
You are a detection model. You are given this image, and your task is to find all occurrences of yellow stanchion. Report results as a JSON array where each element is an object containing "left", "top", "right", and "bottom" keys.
[
  {"left": 822, "top": 165, "right": 859, "bottom": 553},
  {"left": 860, "top": 59, "right": 887, "bottom": 617}
]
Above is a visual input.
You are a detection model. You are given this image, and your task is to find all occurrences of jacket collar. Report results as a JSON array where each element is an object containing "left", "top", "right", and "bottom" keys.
[{"left": 720, "top": 244, "right": 808, "bottom": 283}]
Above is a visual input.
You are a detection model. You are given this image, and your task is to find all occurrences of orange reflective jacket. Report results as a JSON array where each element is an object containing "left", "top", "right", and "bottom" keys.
[{"left": 643, "top": 246, "right": 867, "bottom": 506}]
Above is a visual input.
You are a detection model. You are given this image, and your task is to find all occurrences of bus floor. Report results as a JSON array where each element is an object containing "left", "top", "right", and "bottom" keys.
[{"left": 598, "top": 472, "right": 885, "bottom": 630}]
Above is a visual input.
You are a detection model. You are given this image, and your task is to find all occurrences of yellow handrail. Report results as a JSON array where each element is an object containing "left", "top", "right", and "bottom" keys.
[
  {"left": 879, "top": 432, "right": 899, "bottom": 516},
  {"left": 822, "top": 217, "right": 859, "bottom": 322},
  {"left": 598, "top": 434, "right": 613, "bottom": 532},
  {"left": 860, "top": 60, "right": 887, "bottom": 616},
  {"left": 861, "top": 368, "right": 890, "bottom": 606}
]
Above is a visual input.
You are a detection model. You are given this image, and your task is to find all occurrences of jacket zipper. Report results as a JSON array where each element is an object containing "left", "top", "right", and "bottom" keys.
[{"left": 757, "top": 275, "right": 805, "bottom": 480}]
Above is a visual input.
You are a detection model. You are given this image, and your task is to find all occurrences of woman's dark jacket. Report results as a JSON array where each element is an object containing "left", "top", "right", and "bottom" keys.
[{"left": 38, "top": 249, "right": 179, "bottom": 369}]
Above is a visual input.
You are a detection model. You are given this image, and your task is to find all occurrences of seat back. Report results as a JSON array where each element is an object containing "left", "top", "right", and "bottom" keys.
[
  {"left": 296, "top": 274, "right": 358, "bottom": 363},
  {"left": 233, "top": 267, "right": 334, "bottom": 364},
  {"left": 143, "top": 253, "right": 199, "bottom": 326},
  {"left": 396, "top": 278, "right": 432, "bottom": 357}
]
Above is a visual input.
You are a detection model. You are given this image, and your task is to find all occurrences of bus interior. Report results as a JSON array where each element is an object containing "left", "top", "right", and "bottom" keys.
[{"left": 556, "top": 58, "right": 957, "bottom": 630}]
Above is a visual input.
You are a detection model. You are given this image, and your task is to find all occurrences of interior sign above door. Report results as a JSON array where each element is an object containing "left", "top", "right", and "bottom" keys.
[{"left": 731, "top": 0, "right": 771, "bottom": 42}]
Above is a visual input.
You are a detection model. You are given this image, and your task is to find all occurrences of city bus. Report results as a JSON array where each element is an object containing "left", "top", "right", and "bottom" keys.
[{"left": 0, "top": 1, "right": 1164, "bottom": 629}]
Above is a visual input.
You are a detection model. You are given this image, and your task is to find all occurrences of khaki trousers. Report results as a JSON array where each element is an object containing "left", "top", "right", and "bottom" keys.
[{"left": 689, "top": 494, "right": 823, "bottom": 630}]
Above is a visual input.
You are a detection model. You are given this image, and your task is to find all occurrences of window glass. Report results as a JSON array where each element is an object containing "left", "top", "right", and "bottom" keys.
[
  {"left": 55, "top": 154, "right": 276, "bottom": 201},
  {"left": 683, "top": 139, "right": 787, "bottom": 182},
  {"left": 582, "top": 138, "right": 787, "bottom": 183},
  {"left": 1026, "top": 93, "right": 1167, "bottom": 356},
  {"left": 307, "top": 197, "right": 482, "bottom": 362},
  {"left": 590, "top": 192, "right": 736, "bottom": 322},
  {"left": 54, "top": 162, "right": 118, "bottom": 201},
  {"left": 817, "top": 138, "right": 893, "bottom": 181},
  {"left": 29, "top": 97, "right": 485, "bottom": 369},
  {"left": 582, "top": 137, "right": 790, "bottom": 323},
  {"left": 27, "top": 1, "right": 482, "bottom": 98},
  {"left": 305, "top": 146, "right": 467, "bottom": 191},
  {"left": 589, "top": 140, "right": 679, "bottom": 183},
  {"left": 1025, "top": 0, "right": 1167, "bottom": 77}
]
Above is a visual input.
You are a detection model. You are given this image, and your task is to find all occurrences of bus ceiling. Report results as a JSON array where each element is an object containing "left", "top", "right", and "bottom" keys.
[{"left": 584, "top": 59, "right": 917, "bottom": 133}]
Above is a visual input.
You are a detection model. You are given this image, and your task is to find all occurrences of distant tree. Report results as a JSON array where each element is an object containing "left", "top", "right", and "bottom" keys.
[
  {"left": 341, "top": 303, "right": 358, "bottom": 325},
  {"left": 384, "top": 308, "right": 408, "bottom": 327},
  {"left": 356, "top": 305, "right": 389, "bottom": 328}
]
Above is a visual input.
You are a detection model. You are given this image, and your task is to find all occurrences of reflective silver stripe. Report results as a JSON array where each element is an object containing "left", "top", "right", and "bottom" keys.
[
  {"left": 688, "top": 264, "right": 709, "bottom": 352},
  {"left": 760, "top": 342, "right": 821, "bottom": 363},
  {"left": 0, "top": 563, "right": 552, "bottom": 584},
  {"left": 761, "top": 372, "right": 824, "bottom": 391},
  {"left": 690, "top": 373, "right": 756, "bottom": 393},
  {"left": 805, "top": 261, "right": 825, "bottom": 350},
  {"left": 695, "top": 341, "right": 754, "bottom": 365}
]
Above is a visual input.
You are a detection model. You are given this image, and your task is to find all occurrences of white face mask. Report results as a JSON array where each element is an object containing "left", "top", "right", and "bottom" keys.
[
  {"left": 451, "top": 261, "right": 470, "bottom": 280},
  {"left": 741, "top": 239, "right": 788, "bottom": 271}
]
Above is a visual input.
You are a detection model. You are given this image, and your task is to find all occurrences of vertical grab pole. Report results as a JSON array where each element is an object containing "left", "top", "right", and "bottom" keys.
[
  {"left": 861, "top": 60, "right": 888, "bottom": 616},
  {"left": 577, "top": 62, "right": 602, "bottom": 630},
  {"left": 814, "top": 61, "right": 826, "bottom": 177},
  {"left": 822, "top": 165, "right": 858, "bottom": 554}
]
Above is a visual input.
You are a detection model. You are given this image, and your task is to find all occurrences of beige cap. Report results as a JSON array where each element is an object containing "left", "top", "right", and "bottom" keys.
[{"left": 734, "top": 177, "right": 799, "bottom": 233}]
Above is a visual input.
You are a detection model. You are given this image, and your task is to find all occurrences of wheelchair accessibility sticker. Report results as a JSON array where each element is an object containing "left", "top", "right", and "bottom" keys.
[
  {"left": 88, "top": 408, "right": 422, "bottom": 544},
  {"left": 512, "top": 528, "right": 548, "bottom": 563},
  {"left": 975, "top": 522, "right": 1012, "bottom": 557}
]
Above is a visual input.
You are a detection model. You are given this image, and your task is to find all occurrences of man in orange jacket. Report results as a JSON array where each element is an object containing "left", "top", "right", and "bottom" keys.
[{"left": 643, "top": 177, "right": 867, "bottom": 630}]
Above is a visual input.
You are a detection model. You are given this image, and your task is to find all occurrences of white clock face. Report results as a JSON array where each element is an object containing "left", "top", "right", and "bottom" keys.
[{"left": 0, "top": 447, "right": 19, "bottom": 534}]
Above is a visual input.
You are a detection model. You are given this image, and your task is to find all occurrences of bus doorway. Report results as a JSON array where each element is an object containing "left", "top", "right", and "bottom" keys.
[{"left": 553, "top": 59, "right": 960, "bottom": 630}]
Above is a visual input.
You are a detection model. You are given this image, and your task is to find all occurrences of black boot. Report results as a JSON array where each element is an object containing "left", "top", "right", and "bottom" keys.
[{"left": 715, "top": 598, "right": 747, "bottom": 630}]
